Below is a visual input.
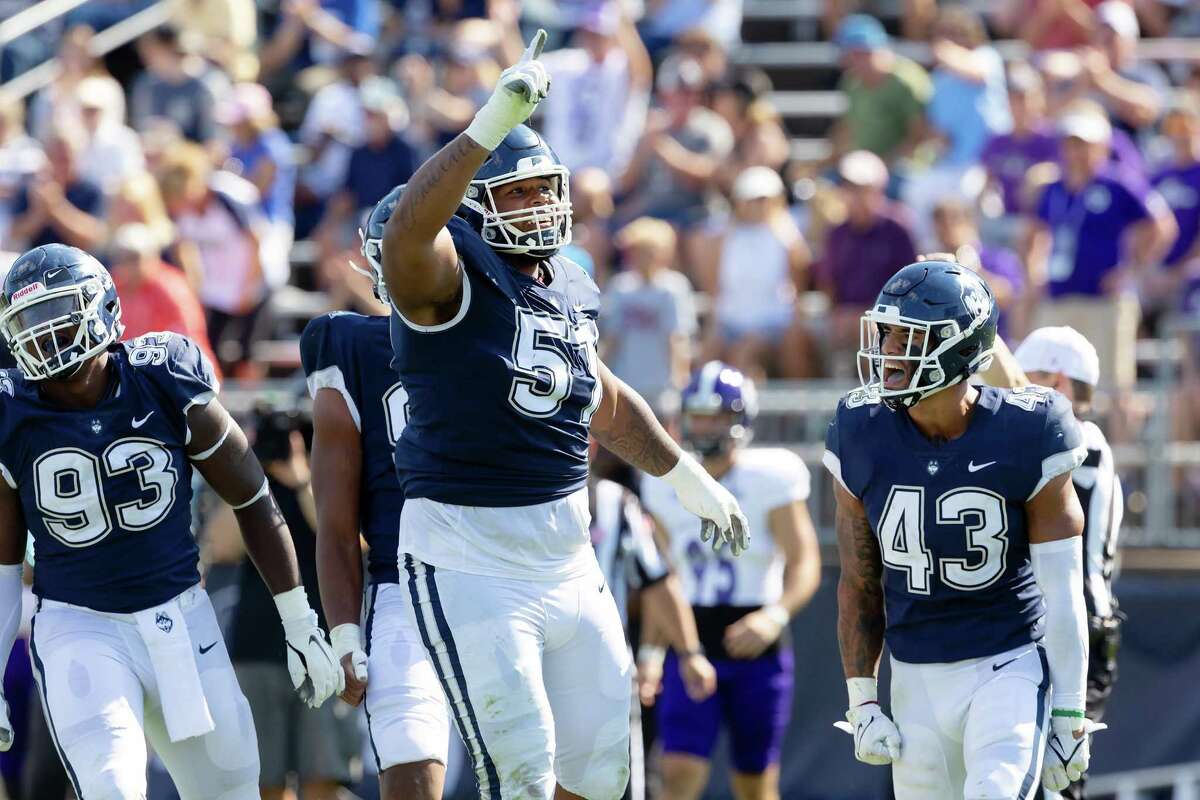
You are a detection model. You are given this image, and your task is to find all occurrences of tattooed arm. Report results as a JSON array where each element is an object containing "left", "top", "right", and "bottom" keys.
[
  {"left": 590, "top": 359, "right": 682, "bottom": 476},
  {"left": 381, "top": 134, "right": 489, "bottom": 325},
  {"left": 834, "top": 480, "right": 886, "bottom": 678}
]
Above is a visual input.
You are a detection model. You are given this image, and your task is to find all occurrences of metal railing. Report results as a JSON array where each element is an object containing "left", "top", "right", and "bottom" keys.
[{"left": 0, "top": 0, "right": 170, "bottom": 103}]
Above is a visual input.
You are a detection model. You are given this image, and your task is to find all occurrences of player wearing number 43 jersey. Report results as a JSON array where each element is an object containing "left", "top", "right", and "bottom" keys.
[
  {"left": 375, "top": 28, "right": 749, "bottom": 800},
  {"left": 300, "top": 225, "right": 452, "bottom": 799},
  {"left": 0, "top": 244, "right": 341, "bottom": 800},
  {"left": 824, "top": 259, "right": 1101, "bottom": 800}
]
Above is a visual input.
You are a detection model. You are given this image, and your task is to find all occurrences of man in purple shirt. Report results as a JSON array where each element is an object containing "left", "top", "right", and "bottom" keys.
[
  {"left": 1022, "top": 107, "right": 1176, "bottom": 386},
  {"left": 1152, "top": 96, "right": 1200, "bottom": 269},
  {"left": 981, "top": 64, "right": 1060, "bottom": 216},
  {"left": 820, "top": 150, "right": 918, "bottom": 366}
]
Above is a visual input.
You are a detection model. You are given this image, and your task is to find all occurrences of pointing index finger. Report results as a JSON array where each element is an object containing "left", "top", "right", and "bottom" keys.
[{"left": 521, "top": 28, "right": 547, "bottom": 62}]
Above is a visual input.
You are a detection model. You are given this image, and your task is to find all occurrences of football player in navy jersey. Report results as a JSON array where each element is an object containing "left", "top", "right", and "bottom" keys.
[
  {"left": 300, "top": 196, "right": 451, "bottom": 800},
  {"left": 0, "top": 244, "right": 341, "bottom": 800},
  {"left": 373, "top": 31, "right": 749, "bottom": 800},
  {"left": 824, "top": 259, "right": 1101, "bottom": 799}
]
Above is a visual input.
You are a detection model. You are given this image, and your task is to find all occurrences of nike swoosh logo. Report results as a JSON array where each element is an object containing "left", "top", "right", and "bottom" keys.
[
  {"left": 131, "top": 412, "right": 154, "bottom": 428},
  {"left": 199, "top": 641, "right": 217, "bottom": 654},
  {"left": 992, "top": 656, "right": 1018, "bottom": 671},
  {"left": 967, "top": 460, "right": 997, "bottom": 472},
  {"left": 45, "top": 268, "right": 65, "bottom": 281}
]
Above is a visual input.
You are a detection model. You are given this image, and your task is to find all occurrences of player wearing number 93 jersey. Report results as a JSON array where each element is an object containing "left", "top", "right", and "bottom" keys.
[
  {"left": 824, "top": 259, "right": 1099, "bottom": 800},
  {"left": 373, "top": 28, "right": 748, "bottom": 800},
  {"left": 0, "top": 244, "right": 340, "bottom": 800}
]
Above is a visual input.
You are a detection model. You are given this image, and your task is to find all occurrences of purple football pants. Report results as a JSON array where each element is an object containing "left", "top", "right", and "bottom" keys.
[{"left": 657, "top": 646, "right": 794, "bottom": 774}]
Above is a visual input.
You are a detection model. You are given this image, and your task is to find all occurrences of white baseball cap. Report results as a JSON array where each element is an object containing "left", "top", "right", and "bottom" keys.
[
  {"left": 733, "top": 166, "right": 785, "bottom": 201},
  {"left": 1058, "top": 109, "right": 1112, "bottom": 144},
  {"left": 1097, "top": 1, "right": 1139, "bottom": 39},
  {"left": 1014, "top": 326, "right": 1100, "bottom": 386}
]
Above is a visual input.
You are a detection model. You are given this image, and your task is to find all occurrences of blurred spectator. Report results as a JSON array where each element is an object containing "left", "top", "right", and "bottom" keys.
[
  {"left": 823, "top": 0, "right": 938, "bottom": 42},
  {"left": 77, "top": 77, "right": 146, "bottom": 195},
  {"left": 315, "top": 79, "right": 415, "bottom": 290},
  {"left": 225, "top": 409, "right": 359, "bottom": 800},
  {"left": 1152, "top": 93, "right": 1200, "bottom": 270},
  {"left": 295, "top": 46, "right": 375, "bottom": 236},
  {"left": 107, "top": 171, "right": 203, "bottom": 287},
  {"left": 820, "top": 151, "right": 918, "bottom": 366},
  {"left": 8, "top": 129, "right": 105, "bottom": 252},
  {"left": 1073, "top": 1, "right": 1169, "bottom": 140},
  {"left": 828, "top": 14, "right": 931, "bottom": 172},
  {"left": 994, "top": 0, "right": 1102, "bottom": 52},
  {"left": 29, "top": 26, "right": 124, "bottom": 142},
  {"left": 168, "top": 0, "right": 258, "bottom": 80},
  {"left": 0, "top": 99, "right": 45, "bottom": 248},
  {"left": 1021, "top": 106, "right": 1177, "bottom": 387},
  {"left": 700, "top": 167, "right": 812, "bottom": 379},
  {"left": 259, "top": 0, "right": 379, "bottom": 84},
  {"left": 219, "top": 83, "right": 296, "bottom": 291},
  {"left": 600, "top": 217, "right": 696, "bottom": 417},
  {"left": 711, "top": 69, "right": 791, "bottom": 192},
  {"left": 931, "top": 199, "right": 1026, "bottom": 338},
  {"left": 159, "top": 142, "right": 267, "bottom": 374},
  {"left": 674, "top": 27, "right": 729, "bottom": 84},
  {"left": 616, "top": 56, "right": 733, "bottom": 263},
  {"left": 905, "top": 7, "right": 1010, "bottom": 247},
  {"left": 131, "top": 27, "right": 219, "bottom": 143},
  {"left": 568, "top": 167, "right": 616, "bottom": 283},
  {"left": 638, "top": 0, "right": 743, "bottom": 55},
  {"left": 107, "top": 223, "right": 219, "bottom": 371},
  {"left": 981, "top": 64, "right": 1061, "bottom": 218},
  {"left": 539, "top": 3, "right": 652, "bottom": 177}
]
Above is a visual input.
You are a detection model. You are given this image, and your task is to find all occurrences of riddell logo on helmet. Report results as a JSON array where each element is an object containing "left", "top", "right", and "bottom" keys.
[{"left": 11, "top": 282, "right": 45, "bottom": 302}]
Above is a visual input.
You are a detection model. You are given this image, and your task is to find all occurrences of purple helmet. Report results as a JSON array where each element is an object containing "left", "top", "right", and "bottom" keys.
[{"left": 680, "top": 361, "right": 758, "bottom": 457}]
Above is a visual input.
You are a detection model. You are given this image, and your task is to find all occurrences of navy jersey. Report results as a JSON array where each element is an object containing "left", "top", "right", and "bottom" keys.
[
  {"left": 389, "top": 215, "right": 601, "bottom": 507},
  {"left": 823, "top": 385, "right": 1085, "bottom": 664},
  {"left": 0, "top": 332, "right": 217, "bottom": 613},
  {"left": 301, "top": 312, "right": 404, "bottom": 584}
]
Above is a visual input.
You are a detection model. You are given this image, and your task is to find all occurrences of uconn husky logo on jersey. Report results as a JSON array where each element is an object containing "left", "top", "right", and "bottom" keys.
[
  {"left": 389, "top": 214, "right": 601, "bottom": 507},
  {"left": 0, "top": 332, "right": 216, "bottom": 612},
  {"left": 825, "top": 384, "right": 1084, "bottom": 663},
  {"left": 301, "top": 311, "right": 407, "bottom": 584}
]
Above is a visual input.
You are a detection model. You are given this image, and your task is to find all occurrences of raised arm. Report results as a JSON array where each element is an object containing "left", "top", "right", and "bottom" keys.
[
  {"left": 383, "top": 30, "right": 551, "bottom": 324},
  {"left": 309, "top": 387, "right": 369, "bottom": 706},
  {"left": 186, "top": 399, "right": 342, "bottom": 708}
]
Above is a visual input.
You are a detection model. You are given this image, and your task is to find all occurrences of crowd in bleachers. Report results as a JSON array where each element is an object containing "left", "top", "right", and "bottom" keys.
[{"left": 0, "top": 0, "right": 1198, "bottom": 469}]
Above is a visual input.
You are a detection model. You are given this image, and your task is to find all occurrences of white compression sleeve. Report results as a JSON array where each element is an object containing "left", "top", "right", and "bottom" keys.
[
  {"left": 0, "top": 564, "right": 21, "bottom": 685},
  {"left": 1030, "top": 537, "right": 1089, "bottom": 712}
]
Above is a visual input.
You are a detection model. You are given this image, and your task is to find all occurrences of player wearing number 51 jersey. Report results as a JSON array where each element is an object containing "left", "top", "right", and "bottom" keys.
[
  {"left": 375, "top": 28, "right": 748, "bottom": 800},
  {"left": 824, "top": 260, "right": 1099, "bottom": 800},
  {"left": 0, "top": 244, "right": 340, "bottom": 800}
]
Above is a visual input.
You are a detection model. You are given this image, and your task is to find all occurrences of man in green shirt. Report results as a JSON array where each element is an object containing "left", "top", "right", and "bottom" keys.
[{"left": 828, "top": 14, "right": 932, "bottom": 169}]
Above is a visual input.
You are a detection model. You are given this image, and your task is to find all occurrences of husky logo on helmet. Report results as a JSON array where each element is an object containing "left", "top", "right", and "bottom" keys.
[
  {"left": 0, "top": 244, "right": 124, "bottom": 381},
  {"left": 357, "top": 183, "right": 407, "bottom": 304},
  {"left": 857, "top": 260, "right": 998, "bottom": 410},
  {"left": 680, "top": 361, "right": 758, "bottom": 458},
  {"left": 456, "top": 125, "right": 572, "bottom": 258}
]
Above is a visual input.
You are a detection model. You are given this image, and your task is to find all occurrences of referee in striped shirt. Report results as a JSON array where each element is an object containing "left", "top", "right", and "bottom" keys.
[
  {"left": 1016, "top": 327, "right": 1123, "bottom": 800},
  {"left": 590, "top": 473, "right": 716, "bottom": 800}
]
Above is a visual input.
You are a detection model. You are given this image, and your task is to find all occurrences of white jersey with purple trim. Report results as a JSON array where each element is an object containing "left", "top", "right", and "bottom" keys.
[{"left": 641, "top": 448, "right": 809, "bottom": 607}]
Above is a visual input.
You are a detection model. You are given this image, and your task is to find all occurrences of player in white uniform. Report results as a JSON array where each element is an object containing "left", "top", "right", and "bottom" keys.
[{"left": 642, "top": 362, "right": 821, "bottom": 800}]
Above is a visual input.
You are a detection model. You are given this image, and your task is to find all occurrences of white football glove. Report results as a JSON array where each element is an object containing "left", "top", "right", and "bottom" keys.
[
  {"left": 464, "top": 28, "right": 550, "bottom": 151},
  {"left": 661, "top": 454, "right": 750, "bottom": 556},
  {"left": 1042, "top": 715, "right": 1106, "bottom": 792},
  {"left": 330, "top": 623, "right": 369, "bottom": 684},
  {"left": 274, "top": 587, "right": 343, "bottom": 709},
  {"left": 0, "top": 697, "right": 12, "bottom": 752},
  {"left": 834, "top": 703, "right": 903, "bottom": 765}
]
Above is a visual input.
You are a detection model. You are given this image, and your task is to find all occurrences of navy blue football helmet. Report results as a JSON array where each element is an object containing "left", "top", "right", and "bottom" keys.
[
  {"left": 0, "top": 244, "right": 124, "bottom": 381},
  {"left": 858, "top": 260, "right": 998, "bottom": 409},
  {"left": 681, "top": 361, "right": 758, "bottom": 457},
  {"left": 359, "top": 183, "right": 405, "bottom": 303},
  {"left": 458, "top": 125, "right": 572, "bottom": 258}
]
